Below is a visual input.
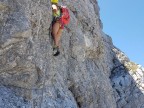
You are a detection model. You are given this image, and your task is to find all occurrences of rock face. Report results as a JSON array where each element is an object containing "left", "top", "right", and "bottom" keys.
[
  {"left": 110, "top": 47, "right": 144, "bottom": 108},
  {"left": 0, "top": 0, "right": 143, "bottom": 108}
]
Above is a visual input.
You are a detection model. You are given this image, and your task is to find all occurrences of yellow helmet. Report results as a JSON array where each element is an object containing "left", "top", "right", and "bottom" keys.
[{"left": 51, "top": 0, "right": 58, "bottom": 4}]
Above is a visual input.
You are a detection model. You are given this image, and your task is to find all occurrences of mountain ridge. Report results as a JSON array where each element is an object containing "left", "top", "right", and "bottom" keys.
[{"left": 0, "top": 0, "right": 143, "bottom": 108}]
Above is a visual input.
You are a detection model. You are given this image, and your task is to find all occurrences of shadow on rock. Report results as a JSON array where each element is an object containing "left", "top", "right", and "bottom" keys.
[{"left": 110, "top": 47, "right": 144, "bottom": 108}]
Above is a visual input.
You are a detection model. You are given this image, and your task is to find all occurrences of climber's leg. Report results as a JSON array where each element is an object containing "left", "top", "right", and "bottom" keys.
[
  {"left": 52, "top": 22, "right": 63, "bottom": 48},
  {"left": 52, "top": 21, "right": 63, "bottom": 56}
]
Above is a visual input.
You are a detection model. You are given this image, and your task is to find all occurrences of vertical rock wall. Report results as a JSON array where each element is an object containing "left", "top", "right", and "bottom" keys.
[
  {"left": 110, "top": 47, "right": 144, "bottom": 108},
  {"left": 0, "top": 0, "right": 143, "bottom": 108}
]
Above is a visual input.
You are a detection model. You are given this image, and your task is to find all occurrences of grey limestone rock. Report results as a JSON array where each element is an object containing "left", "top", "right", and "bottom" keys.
[{"left": 0, "top": 0, "right": 143, "bottom": 108}]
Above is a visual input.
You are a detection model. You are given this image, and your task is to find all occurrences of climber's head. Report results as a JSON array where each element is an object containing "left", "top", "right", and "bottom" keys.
[{"left": 51, "top": 0, "right": 58, "bottom": 4}]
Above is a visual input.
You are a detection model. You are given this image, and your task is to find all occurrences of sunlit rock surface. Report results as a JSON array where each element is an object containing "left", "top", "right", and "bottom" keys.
[{"left": 0, "top": 0, "right": 143, "bottom": 108}]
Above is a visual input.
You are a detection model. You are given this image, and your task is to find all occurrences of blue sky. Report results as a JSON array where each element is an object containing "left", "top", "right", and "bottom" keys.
[{"left": 98, "top": 0, "right": 144, "bottom": 67}]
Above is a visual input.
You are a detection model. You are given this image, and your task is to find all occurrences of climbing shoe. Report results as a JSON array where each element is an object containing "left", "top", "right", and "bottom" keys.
[{"left": 53, "top": 46, "right": 60, "bottom": 56}]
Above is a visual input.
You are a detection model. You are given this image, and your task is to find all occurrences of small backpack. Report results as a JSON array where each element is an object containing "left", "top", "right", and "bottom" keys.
[{"left": 60, "top": 6, "right": 70, "bottom": 25}]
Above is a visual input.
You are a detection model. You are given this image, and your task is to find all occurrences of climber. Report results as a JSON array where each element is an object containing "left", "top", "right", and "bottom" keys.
[{"left": 51, "top": 0, "right": 70, "bottom": 56}]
